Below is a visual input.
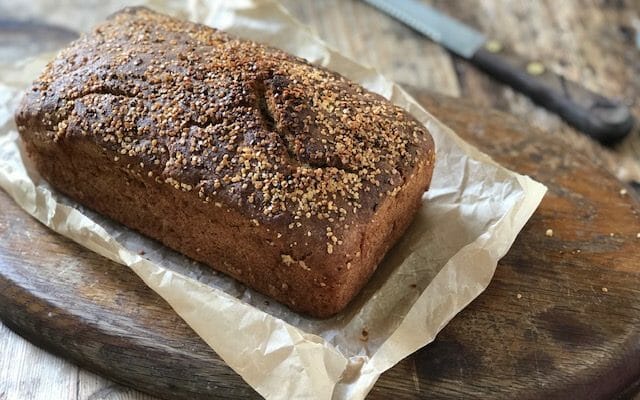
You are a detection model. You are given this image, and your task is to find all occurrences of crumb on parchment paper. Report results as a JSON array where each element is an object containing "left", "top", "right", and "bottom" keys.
[{"left": 359, "top": 327, "right": 369, "bottom": 342}]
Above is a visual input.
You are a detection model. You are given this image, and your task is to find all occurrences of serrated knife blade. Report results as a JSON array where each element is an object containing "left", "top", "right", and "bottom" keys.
[{"left": 362, "top": 0, "right": 486, "bottom": 58}]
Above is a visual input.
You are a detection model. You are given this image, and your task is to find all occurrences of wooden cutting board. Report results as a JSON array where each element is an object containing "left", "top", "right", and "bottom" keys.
[{"left": 1, "top": 90, "right": 639, "bottom": 400}]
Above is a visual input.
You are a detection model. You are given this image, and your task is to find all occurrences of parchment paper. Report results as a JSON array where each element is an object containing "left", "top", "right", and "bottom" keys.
[{"left": 0, "top": 1, "right": 547, "bottom": 399}]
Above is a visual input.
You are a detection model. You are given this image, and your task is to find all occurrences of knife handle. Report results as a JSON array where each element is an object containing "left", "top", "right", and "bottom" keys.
[{"left": 469, "top": 43, "right": 634, "bottom": 145}]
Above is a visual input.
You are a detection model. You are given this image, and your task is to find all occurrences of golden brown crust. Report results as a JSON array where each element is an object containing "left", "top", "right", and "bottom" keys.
[{"left": 15, "top": 7, "right": 435, "bottom": 317}]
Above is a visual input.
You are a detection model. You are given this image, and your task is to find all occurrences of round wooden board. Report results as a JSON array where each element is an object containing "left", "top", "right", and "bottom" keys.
[{"left": 1, "top": 91, "right": 639, "bottom": 399}]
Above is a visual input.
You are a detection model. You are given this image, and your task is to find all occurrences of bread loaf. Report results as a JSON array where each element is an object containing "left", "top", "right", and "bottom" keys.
[{"left": 15, "top": 7, "right": 435, "bottom": 317}]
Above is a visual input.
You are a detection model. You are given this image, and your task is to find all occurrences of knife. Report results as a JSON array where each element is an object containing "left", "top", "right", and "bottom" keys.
[{"left": 363, "top": 0, "right": 635, "bottom": 145}]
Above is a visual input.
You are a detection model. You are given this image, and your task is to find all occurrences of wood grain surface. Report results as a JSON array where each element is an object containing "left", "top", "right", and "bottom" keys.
[
  {"left": 2, "top": 90, "right": 640, "bottom": 399},
  {"left": 1, "top": 0, "right": 640, "bottom": 399}
]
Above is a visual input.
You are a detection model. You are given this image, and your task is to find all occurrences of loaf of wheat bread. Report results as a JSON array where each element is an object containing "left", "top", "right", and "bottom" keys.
[{"left": 15, "top": 7, "right": 435, "bottom": 317}]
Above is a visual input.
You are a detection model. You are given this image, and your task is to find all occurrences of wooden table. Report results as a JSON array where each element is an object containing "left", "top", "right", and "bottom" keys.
[{"left": 1, "top": 0, "right": 639, "bottom": 399}]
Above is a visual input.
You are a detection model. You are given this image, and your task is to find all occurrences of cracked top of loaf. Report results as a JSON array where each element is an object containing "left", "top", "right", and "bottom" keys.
[{"left": 16, "top": 7, "right": 434, "bottom": 253}]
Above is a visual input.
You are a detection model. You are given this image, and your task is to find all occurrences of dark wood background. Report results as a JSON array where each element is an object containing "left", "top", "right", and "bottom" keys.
[{"left": 1, "top": 0, "right": 640, "bottom": 399}]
